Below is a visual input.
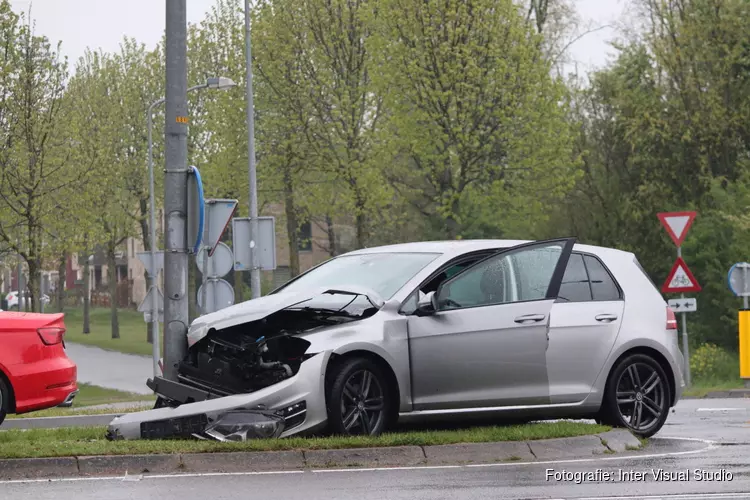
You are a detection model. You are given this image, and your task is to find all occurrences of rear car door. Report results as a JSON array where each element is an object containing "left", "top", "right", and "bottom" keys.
[
  {"left": 546, "top": 252, "right": 625, "bottom": 403},
  {"left": 406, "top": 238, "right": 575, "bottom": 410}
]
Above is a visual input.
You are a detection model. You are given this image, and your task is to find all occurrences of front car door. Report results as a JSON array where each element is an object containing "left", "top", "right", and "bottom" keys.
[{"left": 406, "top": 238, "right": 575, "bottom": 410}]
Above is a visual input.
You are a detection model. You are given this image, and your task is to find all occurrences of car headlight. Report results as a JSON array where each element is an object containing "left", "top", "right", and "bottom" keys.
[{"left": 203, "top": 411, "right": 286, "bottom": 441}]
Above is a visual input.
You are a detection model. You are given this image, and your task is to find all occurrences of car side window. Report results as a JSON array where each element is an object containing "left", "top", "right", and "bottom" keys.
[
  {"left": 437, "top": 243, "right": 566, "bottom": 310},
  {"left": 558, "top": 253, "right": 592, "bottom": 302},
  {"left": 399, "top": 255, "right": 490, "bottom": 315},
  {"left": 583, "top": 255, "right": 621, "bottom": 301}
]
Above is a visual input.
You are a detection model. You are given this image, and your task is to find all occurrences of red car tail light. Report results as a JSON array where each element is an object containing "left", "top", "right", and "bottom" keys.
[
  {"left": 666, "top": 306, "right": 677, "bottom": 330},
  {"left": 38, "top": 327, "right": 66, "bottom": 345}
]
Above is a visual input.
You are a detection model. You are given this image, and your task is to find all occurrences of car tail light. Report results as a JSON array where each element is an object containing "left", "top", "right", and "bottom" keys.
[
  {"left": 38, "top": 327, "right": 65, "bottom": 345},
  {"left": 666, "top": 306, "right": 677, "bottom": 330}
]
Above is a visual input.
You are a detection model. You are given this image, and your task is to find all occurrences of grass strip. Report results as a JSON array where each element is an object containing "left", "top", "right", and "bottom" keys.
[
  {"left": 682, "top": 377, "right": 746, "bottom": 398},
  {"left": 0, "top": 421, "right": 609, "bottom": 459},
  {"left": 62, "top": 308, "right": 155, "bottom": 357},
  {"left": 7, "top": 383, "right": 154, "bottom": 419}
]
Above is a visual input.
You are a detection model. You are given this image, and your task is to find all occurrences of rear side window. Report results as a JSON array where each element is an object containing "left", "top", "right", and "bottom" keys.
[
  {"left": 558, "top": 253, "right": 593, "bottom": 301},
  {"left": 556, "top": 252, "right": 622, "bottom": 302},
  {"left": 583, "top": 255, "right": 621, "bottom": 301}
]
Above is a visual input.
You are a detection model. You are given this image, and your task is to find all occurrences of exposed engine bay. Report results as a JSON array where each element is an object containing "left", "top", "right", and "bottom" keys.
[
  {"left": 154, "top": 290, "right": 381, "bottom": 407},
  {"left": 177, "top": 329, "right": 311, "bottom": 397},
  {"left": 107, "top": 289, "right": 383, "bottom": 442}
]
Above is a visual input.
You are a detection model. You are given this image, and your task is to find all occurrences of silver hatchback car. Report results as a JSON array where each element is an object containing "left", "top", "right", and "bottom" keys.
[{"left": 108, "top": 238, "right": 684, "bottom": 441}]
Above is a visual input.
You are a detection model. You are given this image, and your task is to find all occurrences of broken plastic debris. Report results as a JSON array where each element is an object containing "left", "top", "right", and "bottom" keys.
[{"left": 203, "top": 410, "right": 286, "bottom": 442}]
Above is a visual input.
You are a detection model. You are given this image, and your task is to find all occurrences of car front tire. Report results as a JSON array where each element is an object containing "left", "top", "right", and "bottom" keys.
[
  {"left": 326, "top": 357, "right": 395, "bottom": 437},
  {"left": 600, "top": 353, "right": 671, "bottom": 438}
]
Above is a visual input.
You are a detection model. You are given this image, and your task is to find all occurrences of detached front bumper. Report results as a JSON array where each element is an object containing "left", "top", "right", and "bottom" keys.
[{"left": 106, "top": 351, "right": 332, "bottom": 440}]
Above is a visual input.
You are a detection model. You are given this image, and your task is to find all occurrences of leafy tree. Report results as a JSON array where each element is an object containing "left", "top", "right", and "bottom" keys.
[
  {"left": 0, "top": 3, "right": 85, "bottom": 312},
  {"left": 253, "top": 0, "right": 391, "bottom": 250},
  {"left": 372, "top": 0, "right": 578, "bottom": 240},
  {"left": 554, "top": 0, "right": 750, "bottom": 355}
]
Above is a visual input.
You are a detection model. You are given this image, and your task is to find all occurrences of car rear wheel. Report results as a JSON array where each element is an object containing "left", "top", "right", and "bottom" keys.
[
  {"left": 0, "top": 377, "right": 10, "bottom": 425},
  {"left": 326, "top": 357, "right": 394, "bottom": 436},
  {"left": 601, "top": 353, "right": 671, "bottom": 438}
]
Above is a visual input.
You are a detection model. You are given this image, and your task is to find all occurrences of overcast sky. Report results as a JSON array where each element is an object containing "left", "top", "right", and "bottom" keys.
[{"left": 10, "top": 0, "right": 630, "bottom": 75}]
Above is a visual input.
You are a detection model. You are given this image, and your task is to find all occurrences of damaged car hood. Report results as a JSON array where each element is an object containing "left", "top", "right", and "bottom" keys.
[{"left": 187, "top": 285, "right": 385, "bottom": 346}]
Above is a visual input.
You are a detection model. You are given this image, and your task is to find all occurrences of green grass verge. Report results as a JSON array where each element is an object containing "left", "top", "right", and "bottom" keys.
[
  {"left": 73, "top": 383, "right": 154, "bottom": 407},
  {"left": 62, "top": 308, "right": 157, "bottom": 357},
  {"left": 683, "top": 377, "right": 746, "bottom": 398},
  {"left": 7, "top": 384, "right": 155, "bottom": 419},
  {"left": 0, "top": 421, "right": 609, "bottom": 459}
]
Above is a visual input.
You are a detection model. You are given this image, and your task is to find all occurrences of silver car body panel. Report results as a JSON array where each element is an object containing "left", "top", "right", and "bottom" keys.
[
  {"left": 407, "top": 298, "right": 554, "bottom": 409},
  {"left": 108, "top": 238, "right": 684, "bottom": 439}
]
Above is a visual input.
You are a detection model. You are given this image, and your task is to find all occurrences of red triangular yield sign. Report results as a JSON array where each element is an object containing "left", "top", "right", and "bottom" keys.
[
  {"left": 657, "top": 211, "right": 696, "bottom": 247},
  {"left": 661, "top": 257, "right": 701, "bottom": 293}
]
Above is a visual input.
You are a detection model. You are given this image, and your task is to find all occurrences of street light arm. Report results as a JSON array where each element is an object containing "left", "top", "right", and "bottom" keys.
[
  {"left": 187, "top": 83, "right": 209, "bottom": 93},
  {"left": 149, "top": 97, "right": 166, "bottom": 113}
]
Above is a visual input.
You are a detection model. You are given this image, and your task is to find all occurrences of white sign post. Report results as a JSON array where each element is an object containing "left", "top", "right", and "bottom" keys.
[
  {"left": 658, "top": 211, "right": 700, "bottom": 387},
  {"left": 137, "top": 250, "right": 165, "bottom": 377}
]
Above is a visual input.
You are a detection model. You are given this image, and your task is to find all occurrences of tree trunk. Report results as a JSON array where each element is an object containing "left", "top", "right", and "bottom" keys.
[
  {"left": 83, "top": 250, "right": 90, "bottom": 334},
  {"left": 353, "top": 187, "right": 367, "bottom": 248},
  {"left": 445, "top": 197, "right": 461, "bottom": 239},
  {"left": 57, "top": 252, "right": 67, "bottom": 312},
  {"left": 326, "top": 215, "right": 337, "bottom": 257},
  {"left": 107, "top": 241, "right": 120, "bottom": 339},
  {"left": 284, "top": 168, "right": 300, "bottom": 277},
  {"left": 27, "top": 258, "right": 39, "bottom": 313}
]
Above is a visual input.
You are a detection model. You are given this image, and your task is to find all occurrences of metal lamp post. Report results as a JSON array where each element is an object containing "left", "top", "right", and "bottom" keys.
[{"left": 146, "top": 76, "right": 236, "bottom": 377}]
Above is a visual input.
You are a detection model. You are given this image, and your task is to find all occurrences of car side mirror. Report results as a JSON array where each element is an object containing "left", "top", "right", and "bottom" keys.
[{"left": 415, "top": 291, "right": 437, "bottom": 316}]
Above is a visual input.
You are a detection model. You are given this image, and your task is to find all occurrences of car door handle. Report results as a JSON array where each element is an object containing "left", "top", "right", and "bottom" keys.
[
  {"left": 595, "top": 314, "right": 618, "bottom": 322},
  {"left": 514, "top": 314, "right": 546, "bottom": 324}
]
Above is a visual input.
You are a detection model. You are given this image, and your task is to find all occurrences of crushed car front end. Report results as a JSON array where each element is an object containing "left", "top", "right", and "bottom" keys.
[
  {"left": 106, "top": 350, "right": 332, "bottom": 441},
  {"left": 106, "top": 286, "right": 385, "bottom": 441}
]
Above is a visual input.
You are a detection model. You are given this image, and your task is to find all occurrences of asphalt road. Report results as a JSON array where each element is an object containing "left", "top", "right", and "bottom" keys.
[{"left": 2, "top": 398, "right": 748, "bottom": 499}]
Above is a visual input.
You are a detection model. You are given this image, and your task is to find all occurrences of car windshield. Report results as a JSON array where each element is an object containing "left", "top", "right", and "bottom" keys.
[{"left": 276, "top": 252, "right": 440, "bottom": 300}]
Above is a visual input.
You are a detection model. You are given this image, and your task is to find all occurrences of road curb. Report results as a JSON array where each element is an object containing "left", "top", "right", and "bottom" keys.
[{"left": 0, "top": 429, "right": 642, "bottom": 480}]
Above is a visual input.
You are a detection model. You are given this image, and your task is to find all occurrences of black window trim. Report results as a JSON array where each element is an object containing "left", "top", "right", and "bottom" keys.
[
  {"left": 579, "top": 251, "right": 624, "bottom": 302},
  {"left": 556, "top": 252, "right": 593, "bottom": 303}
]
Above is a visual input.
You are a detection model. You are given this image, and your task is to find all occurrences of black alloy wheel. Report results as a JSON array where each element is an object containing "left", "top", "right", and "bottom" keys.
[
  {"left": 327, "top": 358, "right": 393, "bottom": 436},
  {"left": 601, "top": 353, "right": 670, "bottom": 438}
]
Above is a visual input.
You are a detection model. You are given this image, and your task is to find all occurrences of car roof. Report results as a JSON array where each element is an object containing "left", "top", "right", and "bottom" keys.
[{"left": 342, "top": 239, "right": 634, "bottom": 261}]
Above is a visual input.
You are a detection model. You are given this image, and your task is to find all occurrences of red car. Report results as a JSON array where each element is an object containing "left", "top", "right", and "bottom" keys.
[{"left": 0, "top": 311, "right": 77, "bottom": 424}]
